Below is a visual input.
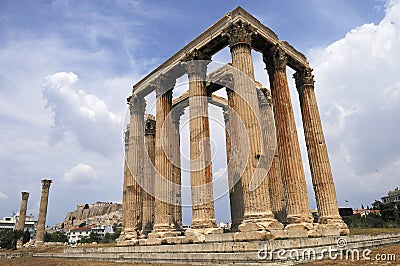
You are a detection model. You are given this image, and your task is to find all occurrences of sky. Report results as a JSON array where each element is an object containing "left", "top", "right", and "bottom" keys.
[{"left": 0, "top": 0, "right": 399, "bottom": 226}]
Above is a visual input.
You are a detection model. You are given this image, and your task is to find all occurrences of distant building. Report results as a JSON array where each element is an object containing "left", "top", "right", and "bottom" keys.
[
  {"left": 91, "top": 225, "right": 113, "bottom": 238},
  {"left": 66, "top": 227, "right": 92, "bottom": 244},
  {"left": 381, "top": 187, "right": 400, "bottom": 204},
  {"left": 0, "top": 213, "right": 38, "bottom": 238},
  {"left": 353, "top": 209, "right": 380, "bottom": 217}
]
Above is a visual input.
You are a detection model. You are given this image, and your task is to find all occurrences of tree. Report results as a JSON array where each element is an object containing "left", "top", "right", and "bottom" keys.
[
  {"left": 22, "top": 230, "right": 31, "bottom": 244},
  {"left": 47, "top": 231, "right": 68, "bottom": 242},
  {"left": 0, "top": 229, "right": 23, "bottom": 250}
]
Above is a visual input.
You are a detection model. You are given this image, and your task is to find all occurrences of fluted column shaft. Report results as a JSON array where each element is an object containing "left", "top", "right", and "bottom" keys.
[
  {"left": 186, "top": 57, "right": 216, "bottom": 229},
  {"left": 17, "top": 192, "right": 29, "bottom": 231},
  {"left": 124, "top": 95, "right": 145, "bottom": 238},
  {"left": 223, "top": 105, "right": 244, "bottom": 231},
  {"left": 171, "top": 108, "right": 184, "bottom": 230},
  {"left": 258, "top": 88, "right": 287, "bottom": 224},
  {"left": 227, "top": 22, "right": 276, "bottom": 223},
  {"left": 264, "top": 46, "right": 312, "bottom": 224},
  {"left": 143, "top": 116, "right": 156, "bottom": 234},
  {"left": 153, "top": 75, "right": 177, "bottom": 232},
  {"left": 36, "top": 179, "right": 52, "bottom": 243},
  {"left": 294, "top": 68, "right": 344, "bottom": 225}
]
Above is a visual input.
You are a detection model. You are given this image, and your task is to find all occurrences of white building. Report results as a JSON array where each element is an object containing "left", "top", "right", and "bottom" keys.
[
  {"left": 0, "top": 213, "right": 38, "bottom": 238},
  {"left": 66, "top": 227, "right": 92, "bottom": 244}
]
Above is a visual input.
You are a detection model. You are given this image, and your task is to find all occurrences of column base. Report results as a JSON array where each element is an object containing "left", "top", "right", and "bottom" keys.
[
  {"left": 34, "top": 240, "right": 44, "bottom": 247},
  {"left": 190, "top": 219, "right": 218, "bottom": 229},
  {"left": 319, "top": 215, "right": 350, "bottom": 236},
  {"left": 184, "top": 227, "right": 223, "bottom": 243},
  {"left": 116, "top": 228, "right": 139, "bottom": 246},
  {"left": 235, "top": 217, "right": 286, "bottom": 241}
]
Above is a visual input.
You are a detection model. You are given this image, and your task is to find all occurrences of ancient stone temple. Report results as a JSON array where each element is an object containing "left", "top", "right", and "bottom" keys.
[{"left": 119, "top": 7, "right": 348, "bottom": 245}]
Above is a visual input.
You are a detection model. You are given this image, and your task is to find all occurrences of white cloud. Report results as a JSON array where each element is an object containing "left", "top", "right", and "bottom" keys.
[
  {"left": 42, "top": 72, "right": 122, "bottom": 156},
  {"left": 63, "top": 163, "right": 98, "bottom": 184},
  {"left": 0, "top": 192, "right": 8, "bottom": 199},
  {"left": 308, "top": 0, "right": 400, "bottom": 206}
]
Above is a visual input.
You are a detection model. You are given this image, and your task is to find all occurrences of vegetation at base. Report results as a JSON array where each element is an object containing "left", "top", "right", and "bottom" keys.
[
  {"left": 44, "top": 231, "right": 68, "bottom": 243},
  {"left": 343, "top": 200, "right": 399, "bottom": 231},
  {"left": 78, "top": 227, "right": 121, "bottom": 244},
  {"left": 350, "top": 227, "right": 400, "bottom": 235},
  {"left": 0, "top": 229, "right": 23, "bottom": 250}
]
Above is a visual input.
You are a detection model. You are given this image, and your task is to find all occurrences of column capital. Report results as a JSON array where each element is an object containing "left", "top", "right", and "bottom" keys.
[
  {"left": 127, "top": 94, "right": 146, "bottom": 114},
  {"left": 183, "top": 50, "right": 210, "bottom": 80},
  {"left": 21, "top": 191, "right": 29, "bottom": 200},
  {"left": 263, "top": 44, "right": 287, "bottom": 73},
  {"left": 152, "top": 74, "right": 176, "bottom": 99},
  {"left": 293, "top": 67, "right": 315, "bottom": 92},
  {"left": 41, "top": 179, "right": 52, "bottom": 190},
  {"left": 223, "top": 20, "right": 256, "bottom": 48}
]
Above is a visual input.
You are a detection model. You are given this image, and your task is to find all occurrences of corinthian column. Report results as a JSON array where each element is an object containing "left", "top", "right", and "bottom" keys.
[
  {"left": 258, "top": 88, "right": 287, "bottom": 224},
  {"left": 142, "top": 115, "right": 156, "bottom": 235},
  {"left": 223, "top": 105, "right": 243, "bottom": 232},
  {"left": 122, "top": 94, "right": 145, "bottom": 242},
  {"left": 294, "top": 68, "right": 349, "bottom": 236},
  {"left": 171, "top": 107, "right": 184, "bottom": 230},
  {"left": 16, "top": 192, "right": 29, "bottom": 247},
  {"left": 264, "top": 45, "right": 315, "bottom": 237},
  {"left": 184, "top": 50, "right": 217, "bottom": 230},
  {"left": 35, "top": 179, "right": 52, "bottom": 244},
  {"left": 224, "top": 22, "right": 283, "bottom": 239},
  {"left": 151, "top": 74, "right": 179, "bottom": 237}
]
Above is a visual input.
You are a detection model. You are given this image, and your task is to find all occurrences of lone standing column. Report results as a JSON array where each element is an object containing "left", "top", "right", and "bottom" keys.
[
  {"left": 16, "top": 192, "right": 29, "bottom": 247},
  {"left": 294, "top": 68, "right": 349, "bottom": 235},
  {"left": 264, "top": 45, "right": 315, "bottom": 237},
  {"left": 225, "top": 22, "right": 283, "bottom": 237},
  {"left": 35, "top": 179, "right": 52, "bottom": 244},
  {"left": 185, "top": 51, "right": 217, "bottom": 229},
  {"left": 16, "top": 192, "right": 30, "bottom": 231}
]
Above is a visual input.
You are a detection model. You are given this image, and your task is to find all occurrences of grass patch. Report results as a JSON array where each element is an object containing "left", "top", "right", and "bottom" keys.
[{"left": 350, "top": 227, "right": 400, "bottom": 235}]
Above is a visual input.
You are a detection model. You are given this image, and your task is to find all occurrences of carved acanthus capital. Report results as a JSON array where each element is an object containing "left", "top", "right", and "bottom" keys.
[
  {"left": 293, "top": 67, "right": 315, "bottom": 91},
  {"left": 21, "top": 192, "right": 29, "bottom": 200},
  {"left": 183, "top": 50, "right": 210, "bottom": 80},
  {"left": 152, "top": 74, "right": 176, "bottom": 99},
  {"left": 127, "top": 94, "right": 146, "bottom": 115},
  {"left": 41, "top": 179, "right": 52, "bottom": 190},
  {"left": 223, "top": 21, "right": 256, "bottom": 48},
  {"left": 264, "top": 44, "right": 287, "bottom": 72},
  {"left": 258, "top": 87, "right": 272, "bottom": 106}
]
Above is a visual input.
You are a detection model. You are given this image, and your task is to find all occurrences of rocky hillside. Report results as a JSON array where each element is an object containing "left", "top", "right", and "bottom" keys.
[{"left": 56, "top": 201, "right": 122, "bottom": 230}]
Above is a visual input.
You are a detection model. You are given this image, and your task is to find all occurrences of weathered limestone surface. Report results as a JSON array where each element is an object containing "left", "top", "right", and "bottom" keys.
[
  {"left": 258, "top": 88, "right": 287, "bottom": 224},
  {"left": 226, "top": 22, "right": 283, "bottom": 236},
  {"left": 142, "top": 115, "right": 156, "bottom": 235},
  {"left": 16, "top": 192, "right": 29, "bottom": 247},
  {"left": 16, "top": 192, "right": 29, "bottom": 231},
  {"left": 171, "top": 107, "right": 183, "bottom": 230},
  {"left": 35, "top": 179, "right": 52, "bottom": 244},
  {"left": 185, "top": 52, "right": 217, "bottom": 229},
  {"left": 151, "top": 75, "right": 179, "bottom": 237},
  {"left": 122, "top": 95, "right": 145, "bottom": 242},
  {"left": 294, "top": 68, "right": 349, "bottom": 236},
  {"left": 264, "top": 46, "right": 315, "bottom": 237}
]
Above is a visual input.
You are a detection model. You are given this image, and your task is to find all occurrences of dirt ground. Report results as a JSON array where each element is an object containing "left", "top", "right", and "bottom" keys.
[{"left": 0, "top": 243, "right": 399, "bottom": 265}]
